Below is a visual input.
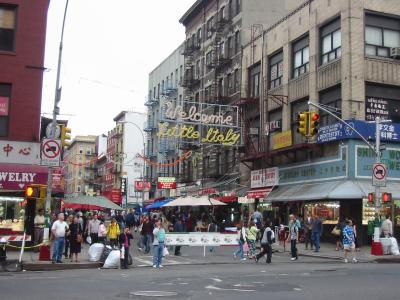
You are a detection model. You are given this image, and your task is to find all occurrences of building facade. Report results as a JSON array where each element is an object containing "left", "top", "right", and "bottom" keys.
[
  {"left": 0, "top": 1, "right": 50, "bottom": 236},
  {"left": 177, "top": 0, "right": 301, "bottom": 197},
  {"left": 65, "top": 136, "right": 97, "bottom": 197},
  {"left": 146, "top": 44, "right": 185, "bottom": 199},
  {"left": 239, "top": 0, "right": 400, "bottom": 242}
]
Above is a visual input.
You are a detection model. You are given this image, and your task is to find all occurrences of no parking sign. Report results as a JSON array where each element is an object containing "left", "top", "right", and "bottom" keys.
[{"left": 41, "top": 139, "right": 61, "bottom": 167}]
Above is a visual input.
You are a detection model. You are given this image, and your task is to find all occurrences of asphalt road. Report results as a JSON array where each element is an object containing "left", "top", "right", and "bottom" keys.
[{"left": 0, "top": 258, "right": 398, "bottom": 300}]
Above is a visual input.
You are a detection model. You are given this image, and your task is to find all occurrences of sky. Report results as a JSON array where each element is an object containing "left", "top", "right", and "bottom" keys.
[{"left": 41, "top": 0, "right": 196, "bottom": 137}]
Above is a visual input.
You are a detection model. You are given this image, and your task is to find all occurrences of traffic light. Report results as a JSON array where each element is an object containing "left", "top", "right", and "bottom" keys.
[
  {"left": 382, "top": 192, "right": 392, "bottom": 203},
  {"left": 367, "top": 192, "right": 375, "bottom": 204},
  {"left": 309, "top": 112, "right": 320, "bottom": 137},
  {"left": 296, "top": 112, "right": 309, "bottom": 136},
  {"left": 60, "top": 125, "right": 72, "bottom": 148},
  {"left": 25, "top": 184, "right": 47, "bottom": 199}
]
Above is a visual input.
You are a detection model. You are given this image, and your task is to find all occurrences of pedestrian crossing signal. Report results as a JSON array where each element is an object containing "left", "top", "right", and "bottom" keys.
[
  {"left": 368, "top": 192, "right": 375, "bottom": 204},
  {"left": 25, "top": 185, "right": 47, "bottom": 199},
  {"left": 382, "top": 192, "right": 392, "bottom": 203}
]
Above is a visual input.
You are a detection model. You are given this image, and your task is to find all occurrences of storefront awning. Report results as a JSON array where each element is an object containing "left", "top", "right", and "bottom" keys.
[
  {"left": 247, "top": 188, "right": 273, "bottom": 199},
  {"left": 266, "top": 180, "right": 400, "bottom": 202}
]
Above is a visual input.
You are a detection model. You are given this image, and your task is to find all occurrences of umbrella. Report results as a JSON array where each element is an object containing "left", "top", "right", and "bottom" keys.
[
  {"left": 145, "top": 198, "right": 175, "bottom": 210},
  {"left": 64, "top": 195, "right": 123, "bottom": 210},
  {"left": 162, "top": 196, "right": 226, "bottom": 207}
]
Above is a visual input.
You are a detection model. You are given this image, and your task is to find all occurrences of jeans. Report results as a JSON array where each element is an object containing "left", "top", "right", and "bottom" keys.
[
  {"left": 305, "top": 230, "right": 313, "bottom": 249},
  {"left": 52, "top": 237, "right": 65, "bottom": 262},
  {"left": 234, "top": 240, "right": 244, "bottom": 259},
  {"left": 153, "top": 243, "right": 164, "bottom": 267},
  {"left": 256, "top": 243, "right": 272, "bottom": 263},
  {"left": 312, "top": 232, "right": 320, "bottom": 251},
  {"left": 291, "top": 239, "right": 298, "bottom": 258},
  {"left": 143, "top": 234, "right": 152, "bottom": 253}
]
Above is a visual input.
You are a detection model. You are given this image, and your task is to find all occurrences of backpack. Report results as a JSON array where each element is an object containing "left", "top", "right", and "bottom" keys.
[{"left": 157, "top": 229, "right": 166, "bottom": 243}]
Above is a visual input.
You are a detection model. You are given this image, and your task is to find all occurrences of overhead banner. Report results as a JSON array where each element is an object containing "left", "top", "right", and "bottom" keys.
[
  {"left": 157, "top": 177, "right": 177, "bottom": 189},
  {"left": 159, "top": 98, "right": 241, "bottom": 146},
  {"left": 165, "top": 232, "right": 238, "bottom": 246}
]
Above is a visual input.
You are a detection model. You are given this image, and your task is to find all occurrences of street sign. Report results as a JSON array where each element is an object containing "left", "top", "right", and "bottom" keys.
[
  {"left": 45, "top": 123, "right": 61, "bottom": 138},
  {"left": 41, "top": 139, "right": 61, "bottom": 167},
  {"left": 372, "top": 163, "right": 387, "bottom": 187}
]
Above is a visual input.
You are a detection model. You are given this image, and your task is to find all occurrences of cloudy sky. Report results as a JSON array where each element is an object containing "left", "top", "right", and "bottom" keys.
[{"left": 41, "top": 0, "right": 195, "bottom": 137}]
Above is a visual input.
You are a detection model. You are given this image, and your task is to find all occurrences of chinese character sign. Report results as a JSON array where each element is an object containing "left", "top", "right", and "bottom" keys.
[{"left": 0, "top": 141, "right": 41, "bottom": 165}]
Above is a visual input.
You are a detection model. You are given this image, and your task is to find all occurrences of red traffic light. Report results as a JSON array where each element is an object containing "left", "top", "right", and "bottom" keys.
[
  {"left": 312, "top": 113, "right": 319, "bottom": 121},
  {"left": 368, "top": 192, "right": 375, "bottom": 203},
  {"left": 382, "top": 192, "right": 392, "bottom": 203}
]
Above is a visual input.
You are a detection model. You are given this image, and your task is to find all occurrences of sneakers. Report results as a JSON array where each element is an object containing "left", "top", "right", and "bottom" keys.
[
  {"left": 344, "top": 259, "right": 348, "bottom": 263},
  {"left": 233, "top": 253, "right": 237, "bottom": 259},
  {"left": 352, "top": 259, "right": 358, "bottom": 263},
  {"left": 291, "top": 257, "right": 296, "bottom": 261},
  {"left": 152, "top": 265, "right": 157, "bottom": 268},
  {"left": 240, "top": 258, "right": 247, "bottom": 261},
  {"left": 159, "top": 265, "right": 164, "bottom": 268}
]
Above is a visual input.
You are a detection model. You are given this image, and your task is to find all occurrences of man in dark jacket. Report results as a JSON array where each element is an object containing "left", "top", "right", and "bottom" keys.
[
  {"left": 141, "top": 216, "right": 154, "bottom": 254},
  {"left": 312, "top": 215, "right": 323, "bottom": 252},
  {"left": 119, "top": 227, "right": 133, "bottom": 269},
  {"left": 173, "top": 217, "right": 184, "bottom": 256}
]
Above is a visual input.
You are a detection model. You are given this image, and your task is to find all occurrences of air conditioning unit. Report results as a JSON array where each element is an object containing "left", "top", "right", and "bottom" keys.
[{"left": 390, "top": 47, "right": 400, "bottom": 58}]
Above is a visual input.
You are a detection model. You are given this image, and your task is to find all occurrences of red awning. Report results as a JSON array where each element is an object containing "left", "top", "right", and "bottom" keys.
[
  {"left": 212, "top": 195, "right": 237, "bottom": 203},
  {"left": 247, "top": 187, "right": 273, "bottom": 199}
]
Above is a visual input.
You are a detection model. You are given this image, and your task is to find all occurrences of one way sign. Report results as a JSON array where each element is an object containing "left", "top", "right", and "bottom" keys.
[{"left": 41, "top": 139, "right": 61, "bottom": 167}]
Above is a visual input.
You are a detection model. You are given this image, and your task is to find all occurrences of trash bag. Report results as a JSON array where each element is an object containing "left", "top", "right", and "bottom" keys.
[
  {"left": 390, "top": 237, "right": 400, "bottom": 255},
  {"left": 86, "top": 236, "right": 92, "bottom": 245},
  {"left": 100, "top": 245, "right": 113, "bottom": 264},
  {"left": 88, "top": 243, "right": 105, "bottom": 262},
  {"left": 103, "top": 250, "right": 121, "bottom": 268}
]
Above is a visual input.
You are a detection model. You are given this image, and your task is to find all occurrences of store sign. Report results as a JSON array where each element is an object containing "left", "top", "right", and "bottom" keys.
[
  {"left": 272, "top": 130, "right": 292, "bottom": 150},
  {"left": 365, "top": 97, "right": 390, "bottom": 122},
  {"left": 238, "top": 196, "right": 255, "bottom": 204},
  {"left": 134, "top": 181, "right": 151, "bottom": 192},
  {"left": 247, "top": 188, "right": 273, "bottom": 199},
  {"left": 198, "top": 188, "right": 217, "bottom": 196},
  {"left": 0, "top": 141, "right": 41, "bottom": 165},
  {"left": 103, "top": 189, "right": 122, "bottom": 205},
  {"left": 279, "top": 146, "right": 347, "bottom": 185},
  {"left": 121, "top": 178, "right": 127, "bottom": 195},
  {"left": 264, "top": 120, "right": 281, "bottom": 135},
  {"left": 157, "top": 177, "right": 177, "bottom": 189},
  {"left": 356, "top": 145, "right": 400, "bottom": 180},
  {"left": 251, "top": 167, "right": 279, "bottom": 188},
  {"left": 0, "top": 96, "right": 9, "bottom": 116},
  {"left": 317, "top": 120, "right": 400, "bottom": 144},
  {"left": 52, "top": 167, "right": 64, "bottom": 191},
  {"left": 0, "top": 163, "right": 48, "bottom": 190},
  {"left": 159, "top": 99, "right": 241, "bottom": 146}
]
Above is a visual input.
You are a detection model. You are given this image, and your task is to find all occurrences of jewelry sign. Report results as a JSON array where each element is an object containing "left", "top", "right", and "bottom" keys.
[{"left": 159, "top": 98, "right": 241, "bottom": 146}]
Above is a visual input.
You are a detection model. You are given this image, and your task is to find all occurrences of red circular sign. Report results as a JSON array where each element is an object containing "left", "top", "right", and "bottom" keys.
[
  {"left": 373, "top": 164, "right": 386, "bottom": 180},
  {"left": 43, "top": 140, "right": 60, "bottom": 159}
]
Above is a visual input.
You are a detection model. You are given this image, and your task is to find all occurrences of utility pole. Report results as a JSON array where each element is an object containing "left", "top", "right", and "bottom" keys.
[
  {"left": 45, "top": 0, "right": 70, "bottom": 214},
  {"left": 375, "top": 117, "right": 381, "bottom": 209}
]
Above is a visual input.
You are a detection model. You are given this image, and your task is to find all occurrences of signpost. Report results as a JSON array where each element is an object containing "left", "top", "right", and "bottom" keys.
[
  {"left": 41, "top": 139, "right": 61, "bottom": 167},
  {"left": 372, "top": 163, "right": 387, "bottom": 187}
]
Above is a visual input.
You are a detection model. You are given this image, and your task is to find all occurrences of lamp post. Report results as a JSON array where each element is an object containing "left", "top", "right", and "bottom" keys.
[{"left": 117, "top": 121, "right": 146, "bottom": 208}]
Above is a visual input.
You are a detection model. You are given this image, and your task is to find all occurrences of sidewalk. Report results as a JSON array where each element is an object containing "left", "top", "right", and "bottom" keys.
[{"left": 274, "top": 241, "right": 400, "bottom": 263}]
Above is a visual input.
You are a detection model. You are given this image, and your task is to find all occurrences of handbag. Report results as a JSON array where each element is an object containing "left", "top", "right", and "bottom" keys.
[
  {"left": 162, "top": 246, "right": 169, "bottom": 257},
  {"left": 331, "top": 227, "right": 341, "bottom": 236}
]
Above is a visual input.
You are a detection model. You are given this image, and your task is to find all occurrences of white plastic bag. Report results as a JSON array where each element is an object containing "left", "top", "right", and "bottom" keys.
[
  {"left": 390, "top": 237, "right": 400, "bottom": 255},
  {"left": 86, "top": 236, "right": 92, "bottom": 244},
  {"left": 88, "top": 243, "right": 104, "bottom": 262},
  {"left": 162, "top": 246, "right": 169, "bottom": 257},
  {"left": 103, "top": 250, "right": 121, "bottom": 268}
]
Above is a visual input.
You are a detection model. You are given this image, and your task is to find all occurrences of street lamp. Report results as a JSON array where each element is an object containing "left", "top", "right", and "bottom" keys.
[{"left": 117, "top": 121, "right": 146, "bottom": 209}]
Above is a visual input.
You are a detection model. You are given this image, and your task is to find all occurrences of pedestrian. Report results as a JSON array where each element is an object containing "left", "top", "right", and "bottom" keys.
[
  {"left": 253, "top": 209, "right": 262, "bottom": 227},
  {"left": 207, "top": 217, "right": 219, "bottom": 252},
  {"left": 233, "top": 220, "right": 247, "bottom": 261},
  {"left": 152, "top": 218, "right": 166, "bottom": 268},
  {"left": 64, "top": 214, "right": 73, "bottom": 259},
  {"left": 33, "top": 209, "right": 45, "bottom": 252},
  {"left": 343, "top": 219, "right": 357, "bottom": 263},
  {"left": 247, "top": 220, "right": 259, "bottom": 259},
  {"left": 333, "top": 217, "right": 343, "bottom": 251},
  {"left": 173, "top": 216, "right": 184, "bottom": 256},
  {"left": 304, "top": 214, "right": 313, "bottom": 250},
  {"left": 69, "top": 216, "right": 83, "bottom": 262},
  {"left": 125, "top": 209, "right": 135, "bottom": 230},
  {"left": 256, "top": 221, "right": 274, "bottom": 264},
  {"left": 119, "top": 227, "right": 133, "bottom": 269},
  {"left": 98, "top": 219, "right": 107, "bottom": 243},
  {"left": 381, "top": 215, "right": 393, "bottom": 237},
  {"left": 141, "top": 216, "right": 153, "bottom": 254},
  {"left": 51, "top": 213, "right": 69, "bottom": 264},
  {"left": 312, "top": 215, "right": 323, "bottom": 252},
  {"left": 115, "top": 211, "right": 125, "bottom": 231},
  {"left": 107, "top": 217, "right": 121, "bottom": 247},
  {"left": 87, "top": 214, "right": 101, "bottom": 245},
  {"left": 288, "top": 216, "right": 298, "bottom": 261}
]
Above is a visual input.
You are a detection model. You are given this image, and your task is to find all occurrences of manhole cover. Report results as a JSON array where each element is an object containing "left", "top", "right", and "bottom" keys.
[{"left": 129, "top": 291, "right": 178, "bottom": 297}]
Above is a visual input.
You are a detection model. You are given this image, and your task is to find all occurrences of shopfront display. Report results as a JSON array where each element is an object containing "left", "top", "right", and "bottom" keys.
[
  {"left": 304, "top": 201, "right": 340, "bottom": 225},
  {"left": 362, "top": 198, "right": 377, "bottom": 225},
  {"left": 0, "top": 197, "right": 25, "bottom": 234}
]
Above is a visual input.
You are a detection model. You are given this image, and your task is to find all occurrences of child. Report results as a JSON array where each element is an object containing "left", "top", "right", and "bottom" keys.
[{"left": 118, "top": 227, "right": 133, "bottom": 269}]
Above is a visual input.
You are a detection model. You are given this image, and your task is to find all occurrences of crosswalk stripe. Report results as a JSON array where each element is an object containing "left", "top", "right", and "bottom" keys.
[{"left": 134, "top": 257, "right": 153, "bottom": 265}]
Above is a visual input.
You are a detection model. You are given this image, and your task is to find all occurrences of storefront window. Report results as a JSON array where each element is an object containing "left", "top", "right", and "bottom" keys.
[
  {"left": 304, "top": 201, "right": 340, "bottom": 224},
  {"left": 0, "top": 197, "right": 25, "bottom": 232},
  {"left": 362, "top": 198, "right": 377, "bottom": 225}
]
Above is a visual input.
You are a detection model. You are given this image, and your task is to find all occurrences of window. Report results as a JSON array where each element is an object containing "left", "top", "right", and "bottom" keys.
[
  {"left": 207, "top": 17, "right": 214, "bottom": 38},
  {"left": 201, "top": 57, "right": 205, "bottom": 76},
  {"left": 171, "top": 73, "right": 174, "bottom": 88},
  {"left": 292, "top": 35, "right": 309, "bottom": 78},
  {"left": 219, "top": 42, "right": 225, "bottom": 59},
  {"left": 365, "top": 14, "right": 400, "bottom": 57},
  {"left": 319, "top": 86, "right": 341, "bottom": 126},
  {"left": 236, "top": 0, "right": 241, "bottom": 15},
  {"left": 196, "top": 60, "right": 200, "bottom": 78},
  {"left": 197, "top": 28, "right": 202, "bottom": 45},
  {"left": 218, "top": 78, "right": 224, "bottom": 97},
  {"left": 219, "top": 7, "right": 225, "bottom": 21},
  {"left": 157, "top": 83, "right": 160, "bottom": 98},
  {"left": 79, "top": 145, "right": 83, "bottom": 154},
  {"left": 204, "top": 86, "right": 211, "bottom": 102},
  {"left": 249, "top": 64, "right": 260, "bottom": 98},
  {"left": 320, "top": 19, "right": 341, "bottom": 65},
  {"left": 228, "top": 0, "right": 232, "bottom": 19},
  {"left": 227, "top": 36, "right": 233, "bottom": 57},
  {"left": 234, "top": 31, "right": 240, "bottom": 54},
  {"left": 0, "top": 5, "right": 16, "bottom": 52},
  {"left": 179, "top": 65, "right": 183, "bottom": 82},
  {"left": 0, "top": 83, "right": 11, "bottom": 137},
  {"left": 269, "top": 51, "right": 283, "bottom": 89},
  {"left": 227, "top": 73, "right": 233, "bottom": 94},
  {"left": 234, "top": 69, "right": 240, "bottom": 93},
  {"left": 206, "top": 51, "right": 212, "bottom": 71},
  {"left": 175, "top": 69, "right": 178, "bottom": 86}
]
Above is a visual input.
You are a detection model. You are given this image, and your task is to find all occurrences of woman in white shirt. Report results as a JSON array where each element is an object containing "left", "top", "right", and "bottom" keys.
[{"left": 233, "top": 220, "right": 247, "bottom": 261}]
